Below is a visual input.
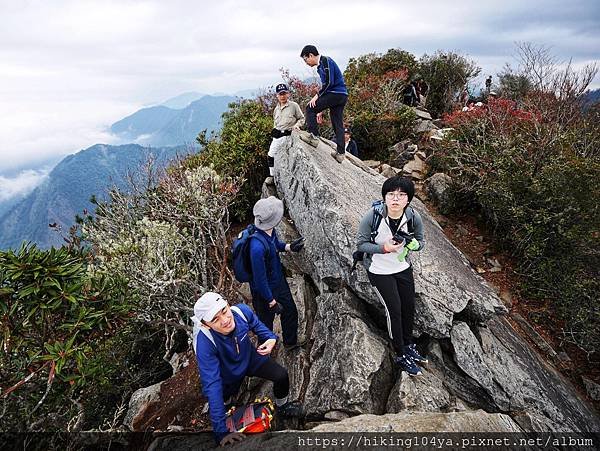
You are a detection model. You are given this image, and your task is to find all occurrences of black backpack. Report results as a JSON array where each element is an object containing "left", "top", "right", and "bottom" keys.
[
  {"left": 231, "top": 225, "right": 270, "bottom": 283},
  {"left": 351, "top": 200, "right": 414, "bottom": 271}
]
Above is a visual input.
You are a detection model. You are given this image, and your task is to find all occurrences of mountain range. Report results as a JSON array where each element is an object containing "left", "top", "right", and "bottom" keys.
[
  {"left": 110, "top": 95, "right": 236, "bottom": 146},
  {"left": 0, "top": 90, "right": 249, "bottom": 250},
  {"left": 0, "top": 144, "right": 189, "bottom": 250}
]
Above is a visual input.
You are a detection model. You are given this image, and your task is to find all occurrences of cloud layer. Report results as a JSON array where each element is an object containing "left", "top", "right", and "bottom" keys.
[{"left": 0, "top": 0, "right": 598, "bottom": 174}]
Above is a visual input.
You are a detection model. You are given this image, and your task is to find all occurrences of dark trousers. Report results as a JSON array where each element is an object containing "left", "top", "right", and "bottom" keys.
[
  {"left": 306, "top": 93, "right": 348, "bottom": 154},
  {"left": 251, "top": 277, "right": 298, "bottom": 346},
  {"left": 368, "top": 267, "right": 415, "bottom": 355},
  {"left": 223, "top": 358, "right": 289, "bottom": 401}
]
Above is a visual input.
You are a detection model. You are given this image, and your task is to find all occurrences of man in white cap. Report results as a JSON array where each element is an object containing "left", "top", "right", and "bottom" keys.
[
  {"left": 267, "top": 83, "right": 304, "bottom": 185},
  {"left": 192, "top": 292, "right": 302, "bottom": 446},
  {"left": 250, "top": 196, "right": 305, "bottom": 350}
]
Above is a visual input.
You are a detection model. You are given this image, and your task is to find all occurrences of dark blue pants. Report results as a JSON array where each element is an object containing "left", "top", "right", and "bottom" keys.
[
  {"left": 251, "top": 277, "right": 299, "bottom": 346},
  {"left": 306, "top": 93, "right": 348, "bottom": 154}
]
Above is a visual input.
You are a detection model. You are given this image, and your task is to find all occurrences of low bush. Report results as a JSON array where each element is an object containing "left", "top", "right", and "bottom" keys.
[{"left": 432, "top": 97, "right": 600, "bottom": 353}]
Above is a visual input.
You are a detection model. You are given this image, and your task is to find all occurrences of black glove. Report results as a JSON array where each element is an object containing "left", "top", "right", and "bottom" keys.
[
  {"left": 289, "top": 237, "right": 305, "bottom": 252},
  {"left": 269, "top": 302, "right": 284, "bottom": 314}
]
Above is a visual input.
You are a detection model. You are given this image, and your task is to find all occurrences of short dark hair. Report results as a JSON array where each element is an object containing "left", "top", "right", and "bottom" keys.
[
  {"left": 300, "top": 45, "right": 319, "bottom": 58},
  {"left": 381, "top": 176, "right": 415, "bottom": 202}
]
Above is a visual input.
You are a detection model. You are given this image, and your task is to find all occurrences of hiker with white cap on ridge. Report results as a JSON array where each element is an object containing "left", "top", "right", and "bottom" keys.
[
  {"left": 249, "top": 196, "right": 306, "bottom": 351},
  {"left": 192, "top": 292, "right": 302, "bottom": 446}
]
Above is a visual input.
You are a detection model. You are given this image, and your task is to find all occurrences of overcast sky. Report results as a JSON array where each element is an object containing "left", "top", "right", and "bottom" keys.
[{"left": 1, "top": 0, "right": 599, "bottom": 196}]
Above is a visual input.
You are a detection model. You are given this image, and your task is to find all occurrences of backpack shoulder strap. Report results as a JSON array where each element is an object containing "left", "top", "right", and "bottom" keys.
[
  {"left": 200, "top": 327, "right": 216, "bottom": 347},
  {"left": 405, "top": 206, "right": 415, "bottom": 234},
  {"left": 230, "top": 305, "right": 248, "bottom": 323},
  {"left": 370, "top": 200, "right": 385, "bottom": 242}
]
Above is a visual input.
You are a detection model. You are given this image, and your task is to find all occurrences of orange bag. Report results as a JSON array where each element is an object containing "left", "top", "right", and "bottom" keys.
[{"left": 225, "top": 397, "right": 274, "bottom": 434}]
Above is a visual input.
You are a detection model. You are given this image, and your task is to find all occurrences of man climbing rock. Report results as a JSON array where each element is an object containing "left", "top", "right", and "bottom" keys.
[
  {"left": 300, "top": 44, "right": 348, "bottom": 164},
  {"left": 249, "top": 196, "right": 306, "bottom": 351},
  {"left": 267, "top": 83, "right": 304, "bottom": 185},
  {"left": 192, "top": 292, "right": 302, "bottom": 446}
]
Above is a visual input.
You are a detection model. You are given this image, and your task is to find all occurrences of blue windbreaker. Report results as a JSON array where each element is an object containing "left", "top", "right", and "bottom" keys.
[{"left": 195, "top": 304, "right": 277, "bottom": 443}]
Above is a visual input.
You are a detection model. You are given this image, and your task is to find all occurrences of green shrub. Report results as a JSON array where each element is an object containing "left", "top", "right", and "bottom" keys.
[
  {"left": 0, "top": 243, "right": 132, "bottom": 429},
  {"left": 433, "top": 98, "right": 600, "bottom": 353},
  {"left": 419, "top": 51, "right": 481, "bottom": 117},
  {"left": 192, "top": 100, "right": 272, "bottom": 218}
]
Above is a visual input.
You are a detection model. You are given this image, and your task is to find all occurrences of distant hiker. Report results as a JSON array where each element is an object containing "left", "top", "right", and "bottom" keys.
[
  {"left": 267, "top": 83, "right": 305, "bottom": 185},
  {"left": 402, "top": 81, "right": 418, "bottom": 107},
  {"left": 356, "top": 176, "right": 427, "bottom": 376},
  {"left": 249, "top": 196, "right": 306, "bottom": 350},
  {"left": 192, "top": 292, "right": 302, "bottom": 446},
  {"left": 416, "top": 79, "right": 429, "bottom": 105},
  {"left": 339, "top": 127, "right": 359, "bottom": 158},
  {"left": 485, "top": 76, "right": 492, "bottom": 93},
  {"left": 460, "top": 87, "right": 469, "bottom": 107},
  {"left": 299, "top": 45, "right": 348, "bottom": 164}
]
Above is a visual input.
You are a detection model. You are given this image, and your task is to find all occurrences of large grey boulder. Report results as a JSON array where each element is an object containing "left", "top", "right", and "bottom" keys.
[
  {"left": 124, "top": 381, "right": 163, "bottom": 429},
  {"left": 311, "top": 410, "right": 522, "bottom": 432},
  {"left": 303, "top": 290, "right": 394, "bottom": 417},
  {"left": 425, "top": 172, "right": 453, "bottom": 208}
]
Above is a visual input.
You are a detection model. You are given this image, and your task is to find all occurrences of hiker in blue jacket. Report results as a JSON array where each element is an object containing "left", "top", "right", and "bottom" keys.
[
  {"left": 250, "top": 196, "right": 305, "bottom": 351},
  {"left": 300, "top": 44, "right": 348, "bottom": 164},
  {"left": 192, "top": 292, "right": 302, "bottom": 446},
  {"left": 356, "top": 176, "right": 427, "bottom": 377}
]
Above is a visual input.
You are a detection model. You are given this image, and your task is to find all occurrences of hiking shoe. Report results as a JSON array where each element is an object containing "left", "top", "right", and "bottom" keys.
[
  {"left": 405, "top": 344, "right": 428, "bottom": 364},
  {"left": 265, "top": 176, "right": 274, "bottom": 185},
  {"left": 277, "top": 401, "right": 303, "bottom": 417},
  {"left": 330, "top": 151, "right": 345, "bottom": 164},
  {"left": 283, "top": 339, "right": 307, "bottom": 351},
  {"left": 394, "top": 354, "right": 422, "bottom": 377},
  {"left": 298, "top": 131, "right": 320, "bottom": 148}
]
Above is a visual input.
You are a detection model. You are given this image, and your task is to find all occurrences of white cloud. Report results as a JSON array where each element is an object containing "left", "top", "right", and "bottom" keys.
[
  {"left": 0, "top": 0, "right": 598, "bottom": 172},
  {"left": 0, "top": 168, "right": 50, "bottom": 202}
]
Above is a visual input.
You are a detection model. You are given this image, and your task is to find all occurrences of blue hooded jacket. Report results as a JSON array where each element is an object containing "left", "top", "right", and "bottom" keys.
[{"left": 195, "top": 304, "right": 277, "bottom": 443}]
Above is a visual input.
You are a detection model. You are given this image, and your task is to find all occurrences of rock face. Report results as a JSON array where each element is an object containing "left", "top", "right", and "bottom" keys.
[
  {"left": 425, "top": 172, "right": 452, "bottom": 208},
  {"left": 265, "top": 133, "right": 600, "bottom": 433},
  {"left": 310, "top": 410, "right": 522, "bottom": 432}
]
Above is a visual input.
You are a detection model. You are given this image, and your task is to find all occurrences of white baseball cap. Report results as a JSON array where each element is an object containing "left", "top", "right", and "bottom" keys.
[{"left": 194, "top": 292, "right": 228, "bottom": 322}]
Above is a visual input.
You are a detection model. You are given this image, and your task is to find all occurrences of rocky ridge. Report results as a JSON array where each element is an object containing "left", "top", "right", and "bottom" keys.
[{"left": 127, "top": 121, "right": 600, "bottom": 448}]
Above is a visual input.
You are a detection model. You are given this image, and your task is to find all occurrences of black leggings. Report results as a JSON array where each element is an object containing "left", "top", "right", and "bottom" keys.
[
  {"left": 248, "top": 358, "right": 289, "bottom": 399},
  {"left": 368, "top": 267, "right": 415, "bottom": 355}
]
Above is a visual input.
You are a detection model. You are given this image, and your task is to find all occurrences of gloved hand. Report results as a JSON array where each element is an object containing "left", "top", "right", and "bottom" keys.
[
  {"left": 269, "top": 302, "right": 284, "bottom": 314},
  {"left": 397, "top": 238, "right": 420, "bottom": 262},
  {"left": 289, "top": 237, "right": 305, "bottom": 252}
]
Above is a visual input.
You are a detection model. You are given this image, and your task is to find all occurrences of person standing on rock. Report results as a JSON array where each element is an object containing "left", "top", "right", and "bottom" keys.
[
  {"left": 250, "top": 196, "right": 306, "bottom": 351},
  {"left": 339, "top": 127, "right": 359, "bottom": 158},
  {"left": 299, "top": 44, "right": 348, "bottom": 164},
  {"left": 192, "top": 292, "right": 303, "bottom": 446},
  {"left": 267, "top": 83, "right": 305, "bottom": 185},
  {"left": 356, "top": 176, "right": 427, "bottom": 376}
]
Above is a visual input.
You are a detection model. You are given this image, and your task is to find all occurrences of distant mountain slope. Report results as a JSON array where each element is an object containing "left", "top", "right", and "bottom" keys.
[
  {"left": 150, "top": 95, "right": 235, "bottom": 146},
  {"left": 110, "top": 106, "right": 180, "bottom": 140},
  {"left": 0, "top": 143, "right": 191, "bottom": 250},
  {"left": 161, "top": 91, "right": 205, "bottom": 109},
  {"left": 110, "top": 95, "right": 235, "bottom": 146}
]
